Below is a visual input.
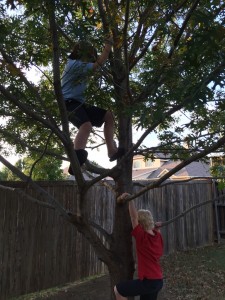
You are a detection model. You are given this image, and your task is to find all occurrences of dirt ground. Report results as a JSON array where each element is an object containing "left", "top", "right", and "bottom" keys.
[
  {"left": 14, "top": 242, "right": 225, "bottom": 300},
  {"left": 26, "top": 275, "right": 166, "bottom": 300},
  {"left": 34, "top": 275, "right": 111, "bottom": 300}
]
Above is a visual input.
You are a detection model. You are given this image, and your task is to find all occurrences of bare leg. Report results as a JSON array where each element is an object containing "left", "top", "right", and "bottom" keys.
[
  {"left": 103, "top": 111, "right": 117, "bottom": 157},
  {"left": 74, "top": 121, "right": 92, "bottom": 149},
  {"left": 114, "top": 286, "right": 127, "bottom": 300}
]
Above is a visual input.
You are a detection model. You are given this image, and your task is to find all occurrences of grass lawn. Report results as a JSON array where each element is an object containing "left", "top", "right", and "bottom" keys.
[
  {"left": 11, "top": 242, "right": 225, "bottom": 300},
  {"left": 160, "top": 242, "right": 225, "bottom": 300}
]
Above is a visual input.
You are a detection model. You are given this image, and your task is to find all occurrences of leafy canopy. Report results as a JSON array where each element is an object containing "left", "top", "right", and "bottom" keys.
[{"left": 0, "top": 0, "right": 225, "bottom": 169}]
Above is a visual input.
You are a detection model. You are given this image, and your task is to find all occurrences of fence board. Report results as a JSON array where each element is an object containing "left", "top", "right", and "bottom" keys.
[
  {"left": 0, "top": 180, "right": 214, "bottom": 299},
  {"left": 213, "top": 184, "right": 225, "bottom": 240}
]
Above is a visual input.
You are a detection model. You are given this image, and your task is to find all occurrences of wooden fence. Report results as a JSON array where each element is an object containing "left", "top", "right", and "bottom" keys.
[
  {"left": 133, "top": 180, "right": 214, "bottom": 253},
  {"left": 0, "top": 180, "right": 215, "bottom": 299},
  {"left": 213, "top": 183, "right": 225, "bottom": 242}
]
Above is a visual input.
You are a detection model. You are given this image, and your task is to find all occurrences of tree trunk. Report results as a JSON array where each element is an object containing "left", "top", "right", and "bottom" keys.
[
  {"left": 107, "top": 113, "right": 135, "bottom": 299},
  {"left": 107, "top": 198, "right": 135, "bottom": 300}
]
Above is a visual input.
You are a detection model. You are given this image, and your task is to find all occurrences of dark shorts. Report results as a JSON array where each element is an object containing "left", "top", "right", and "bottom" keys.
[
  {"left": 116, "top": 278, "right": 163, "bottom": 300},
  {"left": 65, "top": 99, "right": 107, "bottom": 129}
]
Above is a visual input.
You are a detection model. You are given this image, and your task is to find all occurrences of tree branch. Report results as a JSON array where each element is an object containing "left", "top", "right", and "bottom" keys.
[
  {"left": 46, "top": 0, "right": 70, "bottom": 136},
  {"left": 0, "top": 155, "right": 70, "bottom": 220},
  {"left": 134, "top": 177, "right": 216, "bottom": 188},
  {"left": 89, "top": 220, "right": 112, "bottom": 244},
  {"left": 168, "top": 0, "right": 201, "bottom": 59},
  {"left": 29, "top": 131, "right": 54, "bottom": 178},
  {"left": 69, "top": 214, "right": 118, "bottom": 265},
  {"left": 160, "top": 195, "right": 223, "bottom": 227},
  {"left": 83, "top": 168, "right": 117, "bottom": 195},
  {"left": 97, "top": 0, "right": 110, "bottom": 33},
  {"left": 47, "top": 0, "right": 86, "bottom": 189}
]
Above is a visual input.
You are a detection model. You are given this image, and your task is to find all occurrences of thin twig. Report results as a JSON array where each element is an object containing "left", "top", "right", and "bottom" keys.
[{"left": 29, "top": 132, "right": 53, "bottom": 178}]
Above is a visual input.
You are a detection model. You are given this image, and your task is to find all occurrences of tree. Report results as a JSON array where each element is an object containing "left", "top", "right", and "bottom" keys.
[
  {"left": 0, "top": 156, "right": 65, "bottom": 180},
  {"left": 0, "top": 163, "right": 19, "bottom": 180},
  {"left": 210, "top": 155, "right": 225, "bottom": 189},
  {"left": 1, "top": 0, "right": 225, "bottom": 298},
  {"left": 0, "top": 166, "right": 9, "bottom": 180}
]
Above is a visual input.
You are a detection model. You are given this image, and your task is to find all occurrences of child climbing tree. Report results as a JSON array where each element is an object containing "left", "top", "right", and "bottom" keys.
[{"left": 1, "top": 0, "right": 225, "bottom": 299}]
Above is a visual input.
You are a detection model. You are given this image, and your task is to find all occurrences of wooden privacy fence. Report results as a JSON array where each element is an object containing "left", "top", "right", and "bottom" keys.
[
  {"left": 133, "top": 180, "right": 214, "bottom": 253},
  {"left": 0, "top": 180, "right": 214, "bottom": 299},
  {"left": 213, "top": 183, "right": 225, "bottom": 243}
]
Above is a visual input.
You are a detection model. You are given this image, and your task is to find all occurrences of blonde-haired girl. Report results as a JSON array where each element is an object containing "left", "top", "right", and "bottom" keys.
[{"left": 114, "top": 193, "right": 163, "bottom": 300}]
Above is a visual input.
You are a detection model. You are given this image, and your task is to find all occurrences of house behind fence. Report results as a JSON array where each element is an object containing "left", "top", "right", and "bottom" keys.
[{"left": 0, "top": 180, "right": 215, "bottom": 299}]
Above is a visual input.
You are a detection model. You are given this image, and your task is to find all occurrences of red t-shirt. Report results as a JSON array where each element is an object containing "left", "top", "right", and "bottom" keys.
[{"left": 132, "top": 224, "right": 163, "bottom": 280}]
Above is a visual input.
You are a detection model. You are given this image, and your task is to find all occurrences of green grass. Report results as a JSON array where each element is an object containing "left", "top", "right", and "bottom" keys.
[
  {"left": 160, "top": 242, "right": 225, "bottom": 300},
  {"left": 204, "top": 245, "right": 225, "bottom": 271}
]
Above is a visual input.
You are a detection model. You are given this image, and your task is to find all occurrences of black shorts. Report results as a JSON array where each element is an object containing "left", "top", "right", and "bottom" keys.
[
  {"left": 116, "top": 278, "right": 163, "bottom": 300},
  {"left": 65, "top": 99, "right": 107, "bottom": 129}
]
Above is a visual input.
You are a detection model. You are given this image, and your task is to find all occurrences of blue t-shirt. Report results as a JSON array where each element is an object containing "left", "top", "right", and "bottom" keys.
[{"left": 61, "top": 59, "right": 93, "bottom": 103}]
